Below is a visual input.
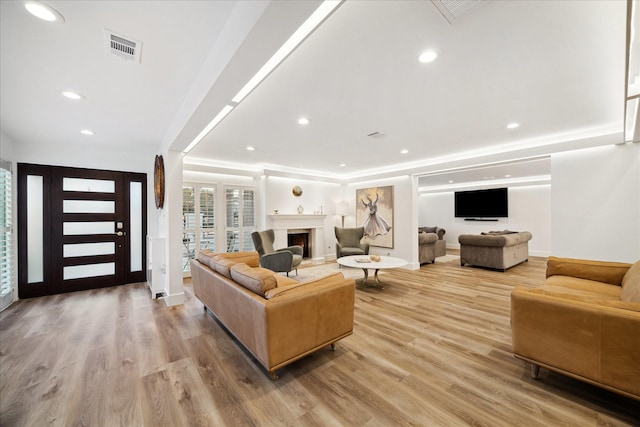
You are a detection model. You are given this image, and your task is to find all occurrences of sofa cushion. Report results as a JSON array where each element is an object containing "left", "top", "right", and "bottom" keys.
[
  {"left": 275, "top": 275, "right": 299, "bottom": 288},
  {"left": 264, "top": 272, "right": 347, "bottom": 299},
  {"left": 209, "top": 256, "right": 236, "bottom": 278},
  {"left": 215, "top": 251, "right": 260, "bottom": 267},
  {"left": 621, "top": 260, "right": 640, "bottom": 303},
  {"left": 197, "top": 249, "right": 216, "bottom": 265},
  {"left": 545, "top": 276, "right": 622, "bottom": 298},
  {"left": 537, "top": 281, "right": 621, "bottom": 301},
  {"left": 458, "top": 231, "right": 532, "bottom": 247},
  {"left": 230, "top": 263, "right": 278, "bottom": 297}
]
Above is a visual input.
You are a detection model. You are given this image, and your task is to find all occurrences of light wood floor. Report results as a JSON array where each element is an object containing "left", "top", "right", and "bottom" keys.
[{"left": 1, "top": 255, "right": 638, "bottom": 426}]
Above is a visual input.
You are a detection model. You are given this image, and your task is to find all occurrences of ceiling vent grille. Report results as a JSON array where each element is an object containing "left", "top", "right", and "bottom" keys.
[
  {"left": 104, "top": 29, "right": 142, "bottom": 63},
  {"left": 431, "top": 0, "right": 487, "bottom": 24}
]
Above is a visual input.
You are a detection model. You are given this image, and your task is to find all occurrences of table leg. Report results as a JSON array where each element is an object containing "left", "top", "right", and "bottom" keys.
[{"left": 357, "top": 268, "right": 384, "bottom": 289}]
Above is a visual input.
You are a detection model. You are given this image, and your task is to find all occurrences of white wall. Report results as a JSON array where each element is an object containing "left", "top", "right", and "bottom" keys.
[
  {"left": 551, "top": 143, "right": 640, "bottom": 263},
  {"left": 419, "top": 184, "right": 552, "bottom": 257},
  {"left": 0, "top": 132, "right": 14, "bottom": 161},
  {"left": 262, "top": 176, "right": 343, "bottom": 260}
]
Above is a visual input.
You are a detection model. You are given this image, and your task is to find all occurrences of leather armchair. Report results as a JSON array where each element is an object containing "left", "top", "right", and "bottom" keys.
[
  {"left": 251, "top": 229, "right": 303, "bottom": 276},
  {"left": 335, "top": 226, "right": 369, "bottom": 259}
]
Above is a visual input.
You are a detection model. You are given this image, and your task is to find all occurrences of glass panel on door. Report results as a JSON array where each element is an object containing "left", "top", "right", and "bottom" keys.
[
  {"left": 27, "top": 175, "right": 44, "bottom": 284},
  {"left": 130, "top": 181, "right": 143, "bottom": 272}
]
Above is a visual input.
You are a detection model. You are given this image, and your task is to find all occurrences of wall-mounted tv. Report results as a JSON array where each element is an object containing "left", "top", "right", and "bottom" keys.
[{"left": 454, "top": 187, "right": 508, "bottom": 218}]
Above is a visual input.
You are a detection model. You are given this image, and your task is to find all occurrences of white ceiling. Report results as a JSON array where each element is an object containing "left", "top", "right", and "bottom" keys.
[{"left": 0, "top": 0, "right": 628, "bottom": 187}]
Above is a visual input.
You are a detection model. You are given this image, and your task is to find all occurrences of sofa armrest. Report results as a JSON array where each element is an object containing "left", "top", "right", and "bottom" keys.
[
  {"left": 419, "top": 232, "right": 438, "bottom": 244},
  {"left": 261, "top": 251, "right": 293, "bottom": 271},
  {"left": 361, "top": 242, "right": 370, "bottom": 254},
  {"left": 511, "top": 287, "right": 640, "bottom": 398},
  {"left": 279, "top": 245, "right": 303, "bottom": 256},
  {"left": 546, "top": 256, "right": 632, "bottom": 285},
  {"left": 435, "top": 227, "right": 445, "bottom": 240}
]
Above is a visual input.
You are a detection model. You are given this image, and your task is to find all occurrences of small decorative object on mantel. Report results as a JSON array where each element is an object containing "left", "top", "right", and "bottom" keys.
[
  {"left": 292, "top": 185, "right": 303, "bottom": 197},
  {"left": 273, "top": 209, "right": 279, "bottom": 214},
  {"left": 154, "top": 154, "right": 165, "bottom": 209},
  {"left": 297, "top": 205, "right": 304, "bottom": 214}
]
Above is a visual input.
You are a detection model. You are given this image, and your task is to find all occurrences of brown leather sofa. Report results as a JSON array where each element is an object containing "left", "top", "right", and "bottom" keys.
[
  {"left": 511, "top": 256, "right": 640, "bottom": 400},
  {"left": 190, "top": 250, "right": 355, "bottom": 379}
]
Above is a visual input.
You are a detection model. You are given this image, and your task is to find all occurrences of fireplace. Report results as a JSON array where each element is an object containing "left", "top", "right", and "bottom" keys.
[
  {"left": 268, "top": 214, "right": 326, "bottom": 263},
  {"left": 288, "top": 230, "right": 311, "bottom": 258}
]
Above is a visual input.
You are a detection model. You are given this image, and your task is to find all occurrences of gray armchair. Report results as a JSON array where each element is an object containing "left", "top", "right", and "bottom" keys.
[
  {"left": 335, "top": 226, "right": 370, "bottom": 259},
  {"left": 251, "top": 229, "right": 303, "bottom": 276}
]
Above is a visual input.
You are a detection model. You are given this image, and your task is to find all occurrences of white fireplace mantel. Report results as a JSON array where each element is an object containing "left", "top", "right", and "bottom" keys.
[
  {"left": 268, "top": 214, "right": 326, "bottom": 228},
  {"left": 268, "top": 214, "right": 327, "bottom": 263}
]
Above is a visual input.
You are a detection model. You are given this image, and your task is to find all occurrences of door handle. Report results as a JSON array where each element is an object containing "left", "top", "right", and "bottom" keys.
[{"left": 116, "top": 231, "right": 124, "bottom": 237}]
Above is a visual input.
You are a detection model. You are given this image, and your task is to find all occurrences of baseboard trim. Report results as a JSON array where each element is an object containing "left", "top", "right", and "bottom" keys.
[
  {"left": 405, "top": 262, "right": 420, "bottom": 270},
  {"left": 163, "top": 291, "right": 185, "bottom": 307}
]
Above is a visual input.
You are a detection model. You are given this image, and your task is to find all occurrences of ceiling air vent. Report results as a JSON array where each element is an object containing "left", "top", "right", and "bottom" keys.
[
  {"left": 104, "top": 29, "right": 142, "bottom": 63},
  {"left": 431, "top": 0, "right": 487, "bottom": 24}
]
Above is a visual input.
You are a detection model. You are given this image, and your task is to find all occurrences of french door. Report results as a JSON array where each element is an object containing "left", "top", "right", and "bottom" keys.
[
  {"left": 225, "top": 187, "right": 256, "bottom": 252},
  {"left": 17, "top": 164, "right": 147, "bottom": 298}
]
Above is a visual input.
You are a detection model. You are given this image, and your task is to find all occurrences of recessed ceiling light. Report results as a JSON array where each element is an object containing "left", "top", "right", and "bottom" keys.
[
  {"left": 400, "top": 149, "right": 409, "bottom": 154},
  {"left": 339, "top": 163, "right": 347, "bottom": 167},
  {"left": 507, "top": 122, "right": 520, "bottom": 129},
  {"left": 298, "top": 117, "right": 310, "bottom": 125},
  {"left": 80, "top": 129, "right": 94, "bottom": 135},
  {"left": 61, "top": 91, "right": 84, "bottom": 100},
  {"left": 24, "top": 1, "right": 65, "bottom": 23},
  {"left": 505, "top": 174, "right": 512, "bottom": 178},
  {"left": 246, "top": 146, "right": 255, "bottom": 151},
  {"left": 448, "top": 180, "right": 454, "bottom": 183},
  {"left": 418, "top": 50, "right": 437, "bottom": 64}
]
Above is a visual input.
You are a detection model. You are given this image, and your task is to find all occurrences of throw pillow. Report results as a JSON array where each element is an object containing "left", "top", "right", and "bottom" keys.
[
  {"left": 620, "top": 260, "right": 640, "bottom": 303},
  {"left": 230, "top": 263, "right": 278, "bottom": 297}
]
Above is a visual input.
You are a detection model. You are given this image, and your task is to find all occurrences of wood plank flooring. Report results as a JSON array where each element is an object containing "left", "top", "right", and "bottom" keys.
[{"left": 1, "top": 255, "right": 639, "bottom": 426}]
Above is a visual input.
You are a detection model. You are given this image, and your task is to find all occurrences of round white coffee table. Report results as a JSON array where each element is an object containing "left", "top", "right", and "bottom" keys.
[{"left": 337, "top": 255, "right": 407, "bottom": 289}]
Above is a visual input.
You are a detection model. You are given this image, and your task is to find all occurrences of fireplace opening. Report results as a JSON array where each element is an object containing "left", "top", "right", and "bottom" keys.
[{"left": 288, "top": 230, "right": 311, "bottom": 259}]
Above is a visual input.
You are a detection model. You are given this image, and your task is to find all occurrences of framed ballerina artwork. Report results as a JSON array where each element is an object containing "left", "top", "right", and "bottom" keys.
[{"left": 356, "top": 185, "right": 394, "bottom": 248}]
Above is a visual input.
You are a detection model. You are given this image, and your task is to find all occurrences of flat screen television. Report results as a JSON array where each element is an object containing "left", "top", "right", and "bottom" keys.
[{"left": 454, "top": 187, "right": 508, "bottom": 218}]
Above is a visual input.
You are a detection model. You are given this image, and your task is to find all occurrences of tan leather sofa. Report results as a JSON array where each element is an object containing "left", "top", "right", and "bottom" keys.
[
  {"left": 511, "top": 256, "right": 640, "bottom": 400},
  {"left": 459, "top": 231, "right": 532, "bottom": 271},
  {"left": 190, "top": 250, "right": 355, "bottom": 379}
]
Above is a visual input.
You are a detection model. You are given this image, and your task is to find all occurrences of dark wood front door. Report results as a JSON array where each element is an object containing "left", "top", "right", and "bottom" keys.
[{"left": 18, "top": 164, "right": 147, "bottom": 298}]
